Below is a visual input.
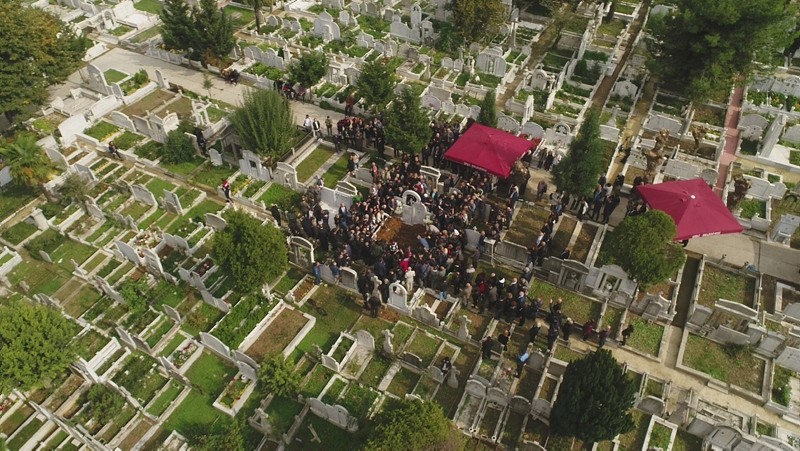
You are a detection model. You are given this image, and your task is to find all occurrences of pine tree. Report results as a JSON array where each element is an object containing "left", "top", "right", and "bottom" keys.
[
  {"left": 385, "top": 86, "right": 432, "bottom": 155},
  {"left": 160, "top": 0, "right": 196, "bottom": 53},
  {"left": 550, "top": 350, "right": 636, "bottom": 443},
  {"left": 356, "top": 59, "right": 397, "bottom": 113},
  {"left": 230, "top": 89, "right": 294, "bottom": 163},
  {"left": 551, "top": 109, "right": 605, "bottom": 197},
  {"left": 477, "top": 90, "right": 498, "bottom": 128},
  {"left": 194, "top": 0, "right": 235, "bottom": 60}
]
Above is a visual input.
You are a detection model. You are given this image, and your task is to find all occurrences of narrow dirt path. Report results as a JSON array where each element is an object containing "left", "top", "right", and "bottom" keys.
[
  {"left": 496, "top": 10, "right": 572, "bottom": 108},
  {"left": 607, "top": 76, "right": 658, "bottom": 178},
  {"left": 714, "top": 85, "right": 744, "bottom": 194},
  {"left": 589, "top": 0, "right": 652, "bottom": 112}
]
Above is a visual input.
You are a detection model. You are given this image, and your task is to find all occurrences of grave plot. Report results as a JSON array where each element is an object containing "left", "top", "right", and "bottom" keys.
[
  {"left": 504, "top": 203, "right": 552, "bottom": 248},
  {"left": 401, "top": 329, "right": 444, "bottom": 369},
  {"left": 419, "top": 291, "right": 456, "bottom": 323},
  {"left": 697, "top": 263, "right": 758, "bottom": 308},
  {"left": 287, "top": 412, "right": 355, "bottom": 450},
  {"left": 446, "top": 310, "right": 490, "bottom": 341},
  {"left": 477, "top": 400, "right": 505, "bottom": 441},
  {"left": 4, "top": 414, "right": 47, "bottom": 450},
  {"left": 624, "top": 314, "right": 665, "bottom": 357},
  {"left": 214, "top": 373, "right": 257, "bottom": 415},
  {"left": 770, "top": 365, "right": 799, "bottom": 411},
  {"left": 681, "top": 334, "right": 766, "bottom": 394},
  {"left": 73, "top": 328, "right": 113, "bottom": 361},
  {"left": 358, "top": 352, "right": 393, "bottom": 389},
  {"left": 208, "top": 294, "right": 279, "bottom": 349},
  {"left": 165, "top": 337, "right": 199, "bottom": 370},
  {"left": 114, "top": 416, "right": 157, "bottom": 449},
  {"left": 292, "top": 284, "right": 363, "bottom": 360},
  {"left": 242, "top": 303, "right": 312, "bottom": 363},
  {"left": 385, "top": 366, "right": 421, "bottom": 398},
  {"left": 111, "top": 352, "right": 169, "bottom": 406},
  {"left": 146, "top": 380, "right": 185, "bottom": 417},
  {"left": 533, "top": 282, "right": 603, "bottom": 326}
]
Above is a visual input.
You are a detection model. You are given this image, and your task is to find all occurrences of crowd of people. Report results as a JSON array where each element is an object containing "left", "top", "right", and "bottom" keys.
[{"left": 282, "top": 110, "right": 648, "bottom": 377}]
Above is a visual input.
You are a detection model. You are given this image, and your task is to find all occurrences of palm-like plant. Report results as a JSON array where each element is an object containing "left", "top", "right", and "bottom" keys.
[{"left": 0, "top": 134, "right": 56, "bottom": 192}]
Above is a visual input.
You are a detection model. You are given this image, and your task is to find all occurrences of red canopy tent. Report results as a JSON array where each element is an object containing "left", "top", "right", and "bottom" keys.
[
  {"left": 636, "top": 178, "right": 743, "bottom": 241},
  {"left": 443, "top": 123, "right": 534, "bottom": 178}
]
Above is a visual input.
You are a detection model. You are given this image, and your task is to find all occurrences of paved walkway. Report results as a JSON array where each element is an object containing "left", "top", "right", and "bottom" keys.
[
  {"left": 56, "top": 47, "right": 345, "bottom": 127},
  {"left": 715, "top": 85, "right": 744, "bottom": 194}
]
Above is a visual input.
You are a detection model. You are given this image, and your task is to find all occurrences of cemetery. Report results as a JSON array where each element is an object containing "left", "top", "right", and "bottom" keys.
[{"left": 1, "top": 0, "right": 800, "bottom": 449}]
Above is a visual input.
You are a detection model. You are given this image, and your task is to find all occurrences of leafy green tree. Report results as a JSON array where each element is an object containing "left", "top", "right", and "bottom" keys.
[
  {"left": 0, "top": 1, "right": 87, "bottom": 123},
  {"left": 231, "top": 89, "right": 295, "bottom": 164},
  {"left": 85, "top": 384, "right": 126, "bottom": 421},
  {"left": 257, "top": 356, "right": 300, "bottom": 397},
  {"left": 58, "top": 172, "right": 90, "bottom": 205},
  {"left": 448, "top": 0, "right": 507, "bottom": 45},
  {"left": 605, "top": 210, "right": 686, "bottom": 288},
  {"left": 550, "top": 350, "right": 636, "bottom": 443},
  {"left": 160, "top": 129, "right": 198, "bottom": 164},
  {"left": 363, "top": 399, "right": 452, "bottom": 450},
  {"left": 193, "top": 418, "right": 247, "bottom": 451},
  {"left": 194, "top": 0, "right": 236, "bottom": 60},
  {"left": 160, "top": 0, "right": 196, "bottom": 53},
  {"left": 648, "top": 0, "right": 799, "bottom": 102},
  {"left": 160, "top": 0, "right": 235, "bottom": 61},
  {"left": 477, "top": 90, "right": 498, "bottom": 128},
  {"left": 0, "top": 300, "right": 77, "bottom": 394},
  {"left": 356, "top": 59, "right": 397, "bottom": 113},
  {"left": 288, "top": 51, "right": 329, "bottom": 88},
  {"left": 213, "top": 210, "right": 288, "bottom": 293},
  {"left": 119, "top": 278, "right": 150, "bottom": 313},
  {"left": 551, "top": 109, "right": 605, "bottom": 198},
  {"left": 0, "top": 134, "right": 57, "bottom": 193},
  {"left": 385, "top": 86, "right": 432, "bottom": 155}
]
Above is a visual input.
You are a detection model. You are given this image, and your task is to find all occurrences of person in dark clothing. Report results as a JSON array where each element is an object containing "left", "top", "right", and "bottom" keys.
[
  {"left": 598, "top": 325, "right": 611, "bottom": 348},
  {"left": 481, "top": 336, "right": 495, "bottom": 359},
  {"left": 221, "top": 178, "right": 232, "bottom": 203},
  {"left": 582, "top": 319, "right": 595, "bottom": 341},
  {"left": 561, "top": 318, "right": 573, "bottom": 342},
  {"left": 621, "top": 323, "right": 635, "bottom": 345},
  {"left": 546, "top": 326, "right": 559, "bottom": 352},
  {"left": 498, "top": 329, "right": 510, "bottom": 351},
  {"left": 368, "top": 294, "right": 381, "bottom": 318},
  {"left": 528, "top": 321, "right": 542, "bottom": 346},
  {"left": 270, "top": 204, "right": 282, "bottom": 226}
]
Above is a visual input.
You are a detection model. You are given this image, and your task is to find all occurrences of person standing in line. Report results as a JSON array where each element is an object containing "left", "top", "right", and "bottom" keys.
[
  {"left": 561, "top": 317, "right": 574, "bottom": 342},
  {"left": 598, "top": 325, "right": 612, "bottom": 348},
  {"left": 312, "top": 261, "right": 321, "bottom": 285},
  {"left": 498, "top": 329, "right": 510, "bottom": 352},
  {"left": 528, "top": 321, "right": 542, "bottom": 346},
  {"left": 582, "top": 319, "right": 595, "bottom": 341},
  {"left": 312, "top": 117, "right": 322, "bottom": 139},
  {"left": 515, "top": 350, "right": 530, "bottom": 377},
  {"left": 481, "top": 336, "right": 495, "bottom": 359},
  {"left": 221, "top": 178, "right": 232, "bottom": 203},
  {"left": 621, "top": 323, "right": 635, "bottom": 346},
  {"left": 325, "top": 116, "right": 333, "bottom": 137}
]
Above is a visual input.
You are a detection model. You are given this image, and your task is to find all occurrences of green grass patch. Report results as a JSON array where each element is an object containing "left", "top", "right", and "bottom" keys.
[
  {"left": 0, "top": 185, "right": 37, "bottom": 219},
  {"left": 292, "top": 285, "right": 361, "bottom": 361},
  {"left": 533, "top": 281, "right": 602, "bottom": 326},
  {"left": 160, "top": 157, "right": 205, "bottom": 177},
  {"left": 625, "top": 316, "right": 664, "bottom": 356},
  {"left": 296, "top": 146, "right": 335, "bottom": 182},
  {"left": 147, "top": 381, "right": 184, "bottom": 416},
  {"left": 359, "top": 354, "right": 391, "bottom": 388},
  {"left": 190, "top": 162, "right": 237, "bottom": 188},
  {"left": 134, "top": 0, "right": 162, "bottom": 14},
  {"left": 84, "top": 121, "right": 119, "bottom": 141},
  {"left": 386, "top": 366, "right": 420, "bottom": 397},
  {"left": 697, "top": 265, "right": 756, "bottom": 307},
  {"left": 738, "top": 198, "right": 766, "bottom": 219},
  {"left": 185, "top": 351, "right": 237, "bottom": 396},
  {"left": 322, "top": 152, "right": 351, "bottom": 187},
  {"left": 1, "top": 220, "right": 38, "bottom": 245},
  {"left": 104, "top": 69, "right": 128, "bottom": 84},
  {"left": 682, "top": 335, "right": 765, "bottom": 392}
]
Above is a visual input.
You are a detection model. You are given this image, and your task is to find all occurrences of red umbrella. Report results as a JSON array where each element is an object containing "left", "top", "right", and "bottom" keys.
[
  {"left": 443, "top": 123, "right": 534, "bottom": 178},
  {"left": 636, "top": 178, "right": 743, "bottom": 240}
]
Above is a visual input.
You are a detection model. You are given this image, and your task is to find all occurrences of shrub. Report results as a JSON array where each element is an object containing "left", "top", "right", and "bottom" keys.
[
  {"left": 119, "top": 278, "right": 150, "bottom": 313},
  {"left": 159, "top": 129, "right": 197, "bottom": 164}
]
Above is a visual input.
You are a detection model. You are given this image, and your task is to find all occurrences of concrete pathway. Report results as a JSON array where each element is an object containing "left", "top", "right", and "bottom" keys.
[
  {"left": 715, "top": 85, "right": 744, "bottom": 194},
  {"left": 56, "top": 47, "right": 345, "bottom": 127}
]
